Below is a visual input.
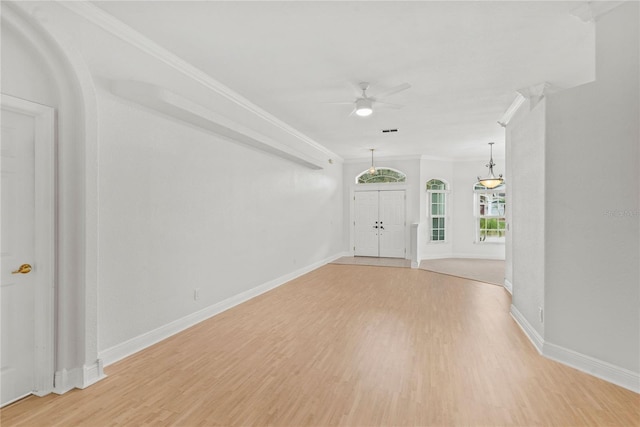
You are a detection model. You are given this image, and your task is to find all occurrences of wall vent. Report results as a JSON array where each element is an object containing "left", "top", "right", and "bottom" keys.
[{"left": 381, "top": 129, "right": 398, "bottom": 133}]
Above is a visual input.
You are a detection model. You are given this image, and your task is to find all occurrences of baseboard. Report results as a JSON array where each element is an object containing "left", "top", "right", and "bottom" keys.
[
  {"left": 510, "top": 304, "right": 639, "bottom": 394},
  {"left": 448, "top": 253, "right": 506, "bottom": 260},
  {"left": 510, "top": 304, "right": 544, "bottom": 354},
  {"left": 544, "top": 342, "right": 640, "bottom": 393},
  {"left": 53, "top": 359, "right": 105, "bottom": 395},
  {"left": 419, "top": 253, "right": 506, "bottom": 261},
  {"left": 503, "top": 279, "right": 513, "bottom": 294},
  {"left": 99, "top": 252, "right": 347, "bottom": 367},
  {"left": 53, "top": 368, "right": 79, "bottom": 395},
  {"left": 419, "top": 253, "right": 454, "bottom": 260},
  {"left": 80, "top": 359, "right": 106, "bottom": 389}
]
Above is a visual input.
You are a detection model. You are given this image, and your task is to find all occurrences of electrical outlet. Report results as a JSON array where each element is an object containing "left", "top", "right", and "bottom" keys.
[
  {"left": 194, "top": 288, "right": 200, "bottom": 301},
  {"left": 538, "top": 306, "right": 544, "bottom": 323}
]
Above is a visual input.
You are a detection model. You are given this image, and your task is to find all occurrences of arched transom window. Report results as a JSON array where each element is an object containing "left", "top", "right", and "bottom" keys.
[{"left": 356, "top": 167, "right": 406, "bottom": 184}]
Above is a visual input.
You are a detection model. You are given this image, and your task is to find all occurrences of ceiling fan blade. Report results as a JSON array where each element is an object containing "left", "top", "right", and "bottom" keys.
[
  {"left": 375, "top": 101, "right": 404, "bottom": 109},
  {"left": 321, "top": 101, "right": 355, "bottom": 105},
  {"left": 371, "top": 83, "right": 411, "bottom": 100},
  {"left": 348, "top": 107, "right": 358, "bottom": 117}
]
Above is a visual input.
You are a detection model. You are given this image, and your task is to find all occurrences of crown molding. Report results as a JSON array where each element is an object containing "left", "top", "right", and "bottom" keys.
[
  {"left": 497, "top": 93, "right": 526, "bottom": 127},
  {"left": 570, "top": 1, "right": 626, "bottom": 23},
  {"left": 517, "top": 82, "right": 562, "bottom": 111},
  {"left": 111, "top": 80, "right": 324, "bottom": 170},
  {"left": 56, "top": 0, "right": 341, "bottom": 163}
]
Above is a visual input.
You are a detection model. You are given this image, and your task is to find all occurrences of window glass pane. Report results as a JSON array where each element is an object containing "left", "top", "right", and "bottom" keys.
[
  {"left": 357, "top": 168, "right": 406, "bottom": 184},
  {"left": 439, "top": 230, "right": 445, "bottom": 240},
  {"left": 427, "top": 179, "right": 446, "bottom": 190}
]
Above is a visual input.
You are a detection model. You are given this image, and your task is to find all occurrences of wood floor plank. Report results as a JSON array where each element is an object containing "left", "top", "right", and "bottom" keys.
[{"left": 2, "top": 264, "right": 638, "bottom": 426}]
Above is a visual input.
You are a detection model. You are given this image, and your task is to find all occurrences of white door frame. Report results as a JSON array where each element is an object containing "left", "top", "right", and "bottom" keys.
[
  {"left": 1, "top": 93, "right": 55, "bottom": 397},
  {"left": 350, "top": 183, "right": 408, "bottom": 258}
]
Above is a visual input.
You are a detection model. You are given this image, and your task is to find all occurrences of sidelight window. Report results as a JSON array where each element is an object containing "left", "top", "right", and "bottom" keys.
[{"left": 426, "top": 179, "right": 448, "bottom": 242}]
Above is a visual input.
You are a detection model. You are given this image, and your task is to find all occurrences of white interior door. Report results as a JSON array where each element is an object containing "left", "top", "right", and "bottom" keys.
[
  {"left": 379, "top": 191, "right": 406, "bottom": 258},
  {"left": 1, "top": 95, "right": 55, "bottom": 407},
  {"left": 1, "top": 108, "right": 37, "bottom": 406},
  {"left": 354, "top": 191, "right": 379, "bottom": 256},
  {"left": 353, "top": 190, "right": 405, "bottom": 258}
]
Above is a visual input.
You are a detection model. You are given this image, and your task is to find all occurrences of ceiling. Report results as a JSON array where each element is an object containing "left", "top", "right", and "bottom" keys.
[{"left": 93, "top": 1, "right": 595, "bottom": 161}]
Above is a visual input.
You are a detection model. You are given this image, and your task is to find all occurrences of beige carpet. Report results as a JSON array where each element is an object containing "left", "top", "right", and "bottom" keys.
[
  {"left": 331, "top": 256, "right": 411, "bottom": 268},
  {"left": 418, "top": 258, "right": 505, "bottom": 286}
]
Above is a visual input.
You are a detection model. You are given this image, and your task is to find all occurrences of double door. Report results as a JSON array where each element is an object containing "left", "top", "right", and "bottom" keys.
[{"left": 354, "top": 190, "right": 405, "bottom": 258}]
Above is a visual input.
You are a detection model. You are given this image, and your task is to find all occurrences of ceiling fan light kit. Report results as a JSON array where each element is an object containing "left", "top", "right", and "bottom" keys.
[{"left": 355, "top": 98, "right": 373, "bottom": 117}]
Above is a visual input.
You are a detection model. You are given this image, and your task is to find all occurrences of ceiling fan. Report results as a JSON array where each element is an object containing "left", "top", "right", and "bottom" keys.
[{"left": 327, "top": 82, "right": 411, "bottom": 117}]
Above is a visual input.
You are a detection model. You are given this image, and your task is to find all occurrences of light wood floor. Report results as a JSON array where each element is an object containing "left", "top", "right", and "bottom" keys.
[{"left": 2, "top": 265, "right": 638, "bottom": 426}]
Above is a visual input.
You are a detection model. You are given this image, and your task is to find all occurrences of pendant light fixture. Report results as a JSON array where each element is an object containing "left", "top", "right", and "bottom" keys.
[
  {"left": 477, "top": 142, "right": 504, "bottom": 189},
  {"left": 368, "top": 148, "right": 376, "bottom": 174}
]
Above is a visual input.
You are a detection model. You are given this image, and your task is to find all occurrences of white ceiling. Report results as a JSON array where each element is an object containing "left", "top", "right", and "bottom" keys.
[{"left": 93, "top": 1, "right": 595, "bottom": 161}]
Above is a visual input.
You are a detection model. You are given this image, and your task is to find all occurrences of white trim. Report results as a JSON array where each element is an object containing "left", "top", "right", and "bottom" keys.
[
  {"left": 544, "top": 342, "right": 639, "bottom": 394},
  {"left": 110, "top": 80, "right": 323, "bottom": 170},
  {"left": 497, "top": 93, "right": 526, "bottom": 127},
  {"left": 57, "top": 1, "right": 340, "bottom": 163},
  {"left": 53, "top": 368, "right": 80, "bottom": 395},
  {"left": 52, "top": 360, "right": 105, "bottom": 395},
  {"left": 503, "top": 279, "right": 513, "bottom": 295},
  {"left": 570, "top": 1, "right": 625, "bottom": 23},
  {"left": 510, "top": 303, "right": 639, "bottom": 394},
  {"left": 510, "top": 304, "right": 544, "bottom": 354},
  {"left": 80, "top": 360, "right": 105, "bottom": 389},
  {"left": 99, "top": 252, "right": 348, "bottom": 367},
  {"left": 1, "top": 94, "right": 56, "bottom": 398}
]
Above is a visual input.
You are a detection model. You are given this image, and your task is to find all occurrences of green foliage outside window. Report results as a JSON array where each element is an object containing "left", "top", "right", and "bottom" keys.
[{"left": 357, "top": 168, "right": 406, "bottom": 184}]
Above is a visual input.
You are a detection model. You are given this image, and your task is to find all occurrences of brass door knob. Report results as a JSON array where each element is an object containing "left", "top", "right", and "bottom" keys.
[{"left": 11, "top": 264, "right": 32, "bottom": 274}]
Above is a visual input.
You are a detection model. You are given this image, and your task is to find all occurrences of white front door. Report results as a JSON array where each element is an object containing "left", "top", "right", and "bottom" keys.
[
  {"left": 354, "top": 191, "right": 380, "bottom": 256},
  {"left": 353, "top": 190, "right": 405, "bottom": 258},
  {"left": 1, "top": 95, "right": 55, "bottom": 407},
  {"left": 379, "top": 191, "right": 406, "bottom": 258}
]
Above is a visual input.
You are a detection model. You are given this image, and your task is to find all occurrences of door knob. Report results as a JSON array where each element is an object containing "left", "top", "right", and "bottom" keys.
[{"left": 11, "top": 264, "right": 32, "bottom": 274}]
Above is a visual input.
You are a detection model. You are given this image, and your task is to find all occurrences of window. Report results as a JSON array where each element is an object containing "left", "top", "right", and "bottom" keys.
[
  {"left": 356, "top": 168, "right": 406, "bottom": 184},
  {"left": 474, "top": 182, "right": 506, "bottom": 243},
  {"left": 427, "top": 179, "right": 448, "bottom": 242}
]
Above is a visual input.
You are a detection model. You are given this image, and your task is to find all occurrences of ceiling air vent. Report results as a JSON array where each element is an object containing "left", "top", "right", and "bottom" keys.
[{"left": 382, "top": 129, "right": 398, "bottom": 133}]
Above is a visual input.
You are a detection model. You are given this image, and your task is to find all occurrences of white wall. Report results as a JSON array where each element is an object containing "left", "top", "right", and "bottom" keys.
[
  {"left": 97, "top": 86, "right": 345, "bottom": 351},
  {"left": 507, "top": 100, "right": 546, "bottom": 339},
  {"left": 506, "top": 2, "right": 639, "bottom": 387},
  {"left": 544, "top": 2, "right": 639, "bottom": 373}
]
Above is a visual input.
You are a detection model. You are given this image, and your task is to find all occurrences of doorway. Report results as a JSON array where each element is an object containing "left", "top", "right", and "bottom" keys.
[
  {"left": 1, "top": 94, "right": 55, "bottom": 406},
  {"left": 353, "top": 190, "right": 406, "bottom": 258}
]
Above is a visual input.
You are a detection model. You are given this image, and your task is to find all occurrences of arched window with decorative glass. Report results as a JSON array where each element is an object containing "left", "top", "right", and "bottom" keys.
[
  {"left": 474, "top": 182, "right": 506, "bottom": 243},
  {"left": 355, "top": 167, "right": 407, "bottom": 184},
  {"left": 426, "top": 179, "right": 448, "bottom": 242}
]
